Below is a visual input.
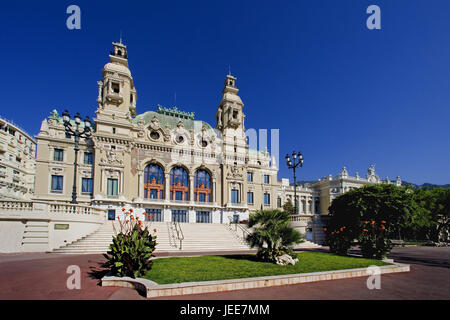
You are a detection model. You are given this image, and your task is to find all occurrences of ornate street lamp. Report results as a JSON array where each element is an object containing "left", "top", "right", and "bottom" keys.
[
  {"left": 62, "top": 110, "right": 92, "bottom": 204},
  {"left": 285, "top": 151, "right": 304, "bottom": 215}
]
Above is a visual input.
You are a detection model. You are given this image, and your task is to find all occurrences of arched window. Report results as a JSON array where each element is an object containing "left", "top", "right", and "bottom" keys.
[
  {"left": 144, "top": 164, "right": 164, "bottom": 199},
  {"left": 194, "top": 169, "right": 212, "bottom": 202},
  {"left": 170, "top": 166, "right": 189, "bottom": 201}
]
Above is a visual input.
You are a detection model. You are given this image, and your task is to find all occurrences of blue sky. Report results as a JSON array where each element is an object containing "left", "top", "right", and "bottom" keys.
[{"left": 0, "top": 0, "right": 449, "bottom": 184}]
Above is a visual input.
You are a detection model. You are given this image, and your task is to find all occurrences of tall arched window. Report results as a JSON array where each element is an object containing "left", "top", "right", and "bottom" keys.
[
  {"left": 194, "top": 169, "right": 212, "bottom": 202},
  {"left": 170, "top": 166, "right": 189, "bottom": 201},
  {"left": 144, "top": 164, "right": 164, "bottom": 199}
]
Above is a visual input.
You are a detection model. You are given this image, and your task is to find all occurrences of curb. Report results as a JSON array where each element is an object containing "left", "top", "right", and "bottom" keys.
[
  {"left": 101, "top": 262, "right": 410, "bottom": 298},
  {"left": 101, "top": 276, "right": 158, "bottom": 296}
]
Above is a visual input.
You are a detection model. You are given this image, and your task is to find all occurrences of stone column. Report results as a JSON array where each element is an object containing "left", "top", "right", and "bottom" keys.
[
  {"left": 311, "top": 197, "right": 315, "bottom": 214},
  {"left": 138, "top": 171, "right": 144, "bottom": 198},
  {"left": 163, "top": 208, "right": 171, "bottom": 222},
  {"left": 120, "top": 171, "right": 124, "bottom": 194},
  {"left": 101, "top": 169, "right": 105, "bottom": 193},
  {"left": 299, "top": 197, "right": 303, "bottom": 214},
  {"left": 212, "top": 178, "right": 216, "bottom": 203},
  {"left": 305, "top": 198, "right": 310, "bottom": 214},
  {"left": 164, "top": 173, "right": 170, "bottom": 200},
  {"left": 189, "top": 174, "right": 194, "bottom": 202}
]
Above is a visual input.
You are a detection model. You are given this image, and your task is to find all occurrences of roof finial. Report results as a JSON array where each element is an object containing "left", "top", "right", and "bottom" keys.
[
  {"left": 120, "top": 30, "right": 123, "bottom": 44},
  {"left": 228, "top": 64, "right": 231, "bottom": 76}
]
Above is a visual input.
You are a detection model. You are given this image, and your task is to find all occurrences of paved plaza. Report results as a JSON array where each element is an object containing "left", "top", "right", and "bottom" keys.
[{"left": 0, "top": 247, "right": 449, "bottom": 300}]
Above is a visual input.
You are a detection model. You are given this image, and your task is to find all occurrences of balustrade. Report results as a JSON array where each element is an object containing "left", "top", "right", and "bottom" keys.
[{"left": 0, "top": 200, "right": 105, "bottom": 215}]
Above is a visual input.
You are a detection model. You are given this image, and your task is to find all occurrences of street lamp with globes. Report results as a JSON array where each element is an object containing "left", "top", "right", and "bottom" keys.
[
  {"left": 62, "top": 110, "right": 92, "bottom": 204},
  {"left": 285, "top": 151, "right": 304, "bottom": 214}
]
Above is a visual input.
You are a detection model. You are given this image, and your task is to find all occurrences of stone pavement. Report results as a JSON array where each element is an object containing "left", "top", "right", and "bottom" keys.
[{"left": 0, "top": 247, "right": 449, "bottom": 300}]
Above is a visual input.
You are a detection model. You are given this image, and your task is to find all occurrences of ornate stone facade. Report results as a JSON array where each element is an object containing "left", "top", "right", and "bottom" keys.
[
  {"left": 33, "top": 41, "right": 280, "bottom": 224},
  {"left": 33, "top": 41, "right": 402, "bottom": 235}
]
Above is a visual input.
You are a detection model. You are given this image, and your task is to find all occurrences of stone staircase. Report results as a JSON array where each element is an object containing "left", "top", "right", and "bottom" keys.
[
  {"left": 53, "top": 221, "right": 176, "bottom": 254},
  {"left": 292, "top": 240, "right": 323, "bottom": 249},
  {"left": 53, "top": 221, "right": 251, "bottom": 254},
  {"left": 227, "top": 223, "right": 323, "bottom": 250},
  {"left": 176, "top": 223, "right": 251, "bottom": 252}
]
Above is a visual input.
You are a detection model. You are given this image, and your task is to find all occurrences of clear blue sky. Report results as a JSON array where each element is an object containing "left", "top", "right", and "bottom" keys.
[{"left": 1, "top": 0, "right": 449, "bottom": 184}]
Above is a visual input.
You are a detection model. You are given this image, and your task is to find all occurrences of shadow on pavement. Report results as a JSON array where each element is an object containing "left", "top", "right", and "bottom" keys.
[{"left": 87, "top": 257, "right": 110, "bottom": 285}]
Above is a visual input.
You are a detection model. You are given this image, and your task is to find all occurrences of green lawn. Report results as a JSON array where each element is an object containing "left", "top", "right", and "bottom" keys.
[
  {"left": 403, "top": 241, "right": 427, "bottom": 246},
  {"left": 144, "top": 251, "right": 390, "bottom": 284}
]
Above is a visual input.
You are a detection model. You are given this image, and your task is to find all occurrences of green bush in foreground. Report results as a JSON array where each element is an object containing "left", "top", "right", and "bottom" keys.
[
  {"left": 103, "top": 211, "right": 157, "bottom": 278},
  {"left": 246, "top": 210, "right": 303, "bottom": 263}
]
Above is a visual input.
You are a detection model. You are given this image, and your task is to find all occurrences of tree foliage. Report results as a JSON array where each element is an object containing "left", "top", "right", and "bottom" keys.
[
  {"left": 282, "top": 199, "right": 295, "bottom": 215},
  {"left": 412, "top": 187, "right": 450, "bottom": 242},
  {"left": 325, "top": 184, "right": 417, "bottom": 258}
]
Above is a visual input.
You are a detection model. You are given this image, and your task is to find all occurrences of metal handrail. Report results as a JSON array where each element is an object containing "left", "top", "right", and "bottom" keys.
[
  {"left": 228, "top": 217, "right": 251, "bottom": 242},
  {"left": 166, "top": 222, "right": 177, "bottom": 248},
  {"left": 173, "top": 221, "right": 184, "bottom": 250}
]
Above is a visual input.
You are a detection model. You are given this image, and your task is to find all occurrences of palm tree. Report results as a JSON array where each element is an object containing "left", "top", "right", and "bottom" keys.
[{"left": 246, "top": 210, "right": 303, "bottom": 261}]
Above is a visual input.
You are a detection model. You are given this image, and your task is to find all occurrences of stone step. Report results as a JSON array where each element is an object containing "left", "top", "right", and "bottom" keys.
[{"left": 53, "top": 221, "right": 256, "bottom": 253}]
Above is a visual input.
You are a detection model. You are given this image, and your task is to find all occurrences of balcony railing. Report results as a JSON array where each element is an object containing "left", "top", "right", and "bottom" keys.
[
  {"left": 290, "top": 214, "right": 312, "bottom": 223},
  {"left": 48, "top": 203, "right": 106, "bottom": 215},
  {"left": 0, "top": 200, "right": 33, "bottom": 211},
  {"left": 0, "top": 200, "right": 106, "bottom": 215}
]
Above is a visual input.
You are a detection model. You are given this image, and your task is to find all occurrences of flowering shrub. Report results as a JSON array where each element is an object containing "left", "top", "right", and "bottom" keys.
[
  {"left": 325, "top": 184, "right": 416, "bottom": 259},
  {"left": 103, "top": 209, "right": 157, "bottom": 278},
  {"left": 359, "top": 220, "right": 391, "bottom": 259},
  {"left": 325, "top": 225, "right": 355, "bottom": 256}
]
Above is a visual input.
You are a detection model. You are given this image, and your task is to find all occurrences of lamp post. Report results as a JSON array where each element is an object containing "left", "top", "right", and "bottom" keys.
[
  {"left": 62, "top": 110, "right": 92, "bottom": 204},
  {"left": 285, "top": 151, "right": 304, "bottom": 215}
]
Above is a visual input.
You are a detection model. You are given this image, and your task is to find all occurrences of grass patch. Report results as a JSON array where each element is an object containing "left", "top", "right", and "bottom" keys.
[
  {"left": 403, "top": 241, "right": 427, "bottom": 246},
  {"left": 144, "top": 251, "right": 390, "bottom": 284}
]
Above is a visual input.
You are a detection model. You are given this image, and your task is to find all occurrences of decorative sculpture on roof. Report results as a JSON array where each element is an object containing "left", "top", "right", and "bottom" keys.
[
  {"left": 48, "top": 110, "right": 60, "bottom": 126},
  {"left": 149, "top": 116, "right": 160, "bottom": 130},
  {"left": 366, "top": 164, "right": 380, "bottom": 183},
  {"left": 341, "top": 166, "right": 348, "bottom": 178},
  {"left": 157, "top": 105, "right": 195, "bottom": 120}
]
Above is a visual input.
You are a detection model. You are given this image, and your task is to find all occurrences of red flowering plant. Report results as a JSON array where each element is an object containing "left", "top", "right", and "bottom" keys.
[
  {"left": 103, "top": 208, "right": 157, "bottom": 278},
  {"left": 325, "top": 184, "right": 416, "bottom": 259},
  {"left": 325, "top": 223, "right": 356, "bottom": 256},
  {"left": 358, "top": 219, "right": 391, "bottom": 259}
]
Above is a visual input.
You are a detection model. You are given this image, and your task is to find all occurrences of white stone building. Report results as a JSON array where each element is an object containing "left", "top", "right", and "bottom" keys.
[{"left": 0, "top": 116, "right": 36, "bottom": 200}]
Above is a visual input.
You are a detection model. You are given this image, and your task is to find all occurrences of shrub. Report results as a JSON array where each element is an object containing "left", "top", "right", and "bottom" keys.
[
  {"left": 325, "top": 184, "right": 416, "bottom": 258},
  {"left": 325, "top": 226, "right": 354, "bottom": 256},
  {"left": 246, "top": 210, "right": 303, "bottom": 263},
  {"left": 103, "top": 211, "right": 157, "bottom": 278},
  {"left": 256, "top": 247, "right": 295, "bottom": 262},
  {"left": 359, "top": 220, "right": 391, "bottom": 259}
]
